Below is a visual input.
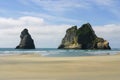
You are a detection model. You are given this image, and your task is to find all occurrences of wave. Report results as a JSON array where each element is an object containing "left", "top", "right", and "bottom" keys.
[{"left": 0, "top": 48, "right": 120, "bottom": 57}]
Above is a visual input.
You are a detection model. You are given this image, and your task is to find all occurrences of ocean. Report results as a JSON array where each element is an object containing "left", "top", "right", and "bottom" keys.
[{"left": 0, "top": 48, "right": 120, "bottom": 57}]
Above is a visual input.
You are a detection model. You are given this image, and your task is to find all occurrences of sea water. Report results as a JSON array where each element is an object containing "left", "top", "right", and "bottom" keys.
[{"left": 0, "top": 48, "right": 120, "bottom": 57}]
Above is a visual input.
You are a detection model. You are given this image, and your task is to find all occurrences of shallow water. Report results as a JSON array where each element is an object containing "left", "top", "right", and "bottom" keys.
[{"left": 0, "top": 48, "right": 120, "bottom": 57}]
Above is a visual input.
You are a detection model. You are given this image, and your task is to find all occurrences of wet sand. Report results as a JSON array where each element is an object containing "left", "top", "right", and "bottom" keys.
[{"left": 0, "top": 54, "right": 120, "bottom": 80}]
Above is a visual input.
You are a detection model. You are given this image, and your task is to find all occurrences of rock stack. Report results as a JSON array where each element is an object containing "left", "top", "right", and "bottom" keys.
[
  {"left": 16, "top": 28, "right": 35, "bottom": 49},
  {"left": 58, "top": 23, "right": 111, "bottom": 49}
]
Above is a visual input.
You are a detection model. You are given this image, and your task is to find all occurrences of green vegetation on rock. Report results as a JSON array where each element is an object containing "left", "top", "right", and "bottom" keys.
[{"left": 58, "top": 23, "right": 111, "bottom": 49}]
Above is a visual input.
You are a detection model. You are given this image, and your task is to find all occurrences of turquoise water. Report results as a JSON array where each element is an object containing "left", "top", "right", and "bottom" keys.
[{"left": 0, "top": 48, "right": 120, "bottom": 57}]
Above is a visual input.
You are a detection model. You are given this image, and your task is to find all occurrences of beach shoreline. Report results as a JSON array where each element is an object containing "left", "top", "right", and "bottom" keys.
[{"left": 0, "top": 54, "right": 120, "bottom": 80}]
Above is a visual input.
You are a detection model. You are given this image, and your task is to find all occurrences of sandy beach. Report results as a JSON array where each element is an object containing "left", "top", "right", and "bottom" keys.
[{"left": 0, "top": 54, "right": 120, "bottom": 80}]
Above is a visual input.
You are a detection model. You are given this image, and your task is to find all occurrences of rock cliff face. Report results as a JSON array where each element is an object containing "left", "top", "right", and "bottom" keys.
[
  {"left": 58, "top": 23, "right": 111, "bottom": 49},
  {"left": 16, "top": 29, "right": 35, "bottom": 49}
]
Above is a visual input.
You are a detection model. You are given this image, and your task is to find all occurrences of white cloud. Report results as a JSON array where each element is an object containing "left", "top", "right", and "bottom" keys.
[
  {"left": 91, "top": 0, "right": 120, "bottom": 17},
  {"left": 91, "top": 0, "right": 114, "bottom": 6},
  {"left": 0, "top": 16, "right": 70, "bottom": 48},
  {"left": 19, "top": 0, "right": 120, "bottom": 18},
  {"left": 19, "top": 0, "right": 90, "bottom": 12},
  {"left": 0, "top": 16, "right": 119, "bottom": 48},
  {"left": 19, "top": 0, "right": 119, "bottom": 11},
  {"left": 93, "top": 24, "right": 120, "bottom": 48},
  {"left": 20, "top": 11, "right": 81, "bottom": 25}
]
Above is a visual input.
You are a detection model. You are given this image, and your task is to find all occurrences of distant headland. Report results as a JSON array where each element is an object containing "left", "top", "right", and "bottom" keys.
[{"left": 58, "top": 23, "right": 111, "bottom": 49}]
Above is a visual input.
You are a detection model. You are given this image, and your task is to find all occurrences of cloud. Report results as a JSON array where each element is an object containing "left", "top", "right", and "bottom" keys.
[
  {"left": 94, "top": 24, "right": 120, "bottom": 48},
  {"left": 91, "top": 0, "right": 115, "bottom": 6},
  {"left": 20, "top": 11, "right": 81, "bottom": 25},
  {"left": 19, "top": 0, "right": 91, "bottom": 12},
  {"left": 19, "top": 0, "right": 119, "bottom": 11},
  {"left": 0, "top": 16, "right": 119, "bottom": 48},
  {"left": 0, "top": 16, "right": 70, "bottom": 48},
  {"left": 91, "top": 0, "right": 120, "bottom": 17},
  {"left": 0, "top": 16, "right": 44, "bottom": 28},
  {"left": 18, "top": 0, "right": 120, "bottom": 19}
]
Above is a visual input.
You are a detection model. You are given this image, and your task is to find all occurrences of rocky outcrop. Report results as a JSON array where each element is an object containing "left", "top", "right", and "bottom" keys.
[
  {"left": 58, "top": 23, "right": 111, "bottom": 49},
  {"left": 16, "top": 29, "right": 35, "bottom": 49}
]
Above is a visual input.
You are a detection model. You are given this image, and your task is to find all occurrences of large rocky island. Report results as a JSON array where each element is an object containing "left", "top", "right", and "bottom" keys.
[
  {"left": 58, "top": 23, "right": 111, "bottom": 49},
  {"left": 16, "top": 28, "right": 35, "bottom": 49}
]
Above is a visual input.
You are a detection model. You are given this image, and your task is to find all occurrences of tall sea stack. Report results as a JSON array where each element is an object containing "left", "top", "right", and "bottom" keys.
[
  {"left": 58, "top": 23, "right": 111, "bottom": 49},
  {"left": 16, "top": 28, "right": 35, "bottom": 49}
]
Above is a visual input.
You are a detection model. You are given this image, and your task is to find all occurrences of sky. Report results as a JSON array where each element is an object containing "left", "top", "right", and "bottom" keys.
[{"left": 0, "top": 0, "right": 120, "bottom": 48}]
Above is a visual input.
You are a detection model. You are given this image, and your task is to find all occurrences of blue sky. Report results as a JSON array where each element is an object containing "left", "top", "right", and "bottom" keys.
[
  {"left": 0, "top": 0, "right": 120, "bottom": 48},
  {"left": 0, "top": 0, "right": 120, "bottom": 25}
]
